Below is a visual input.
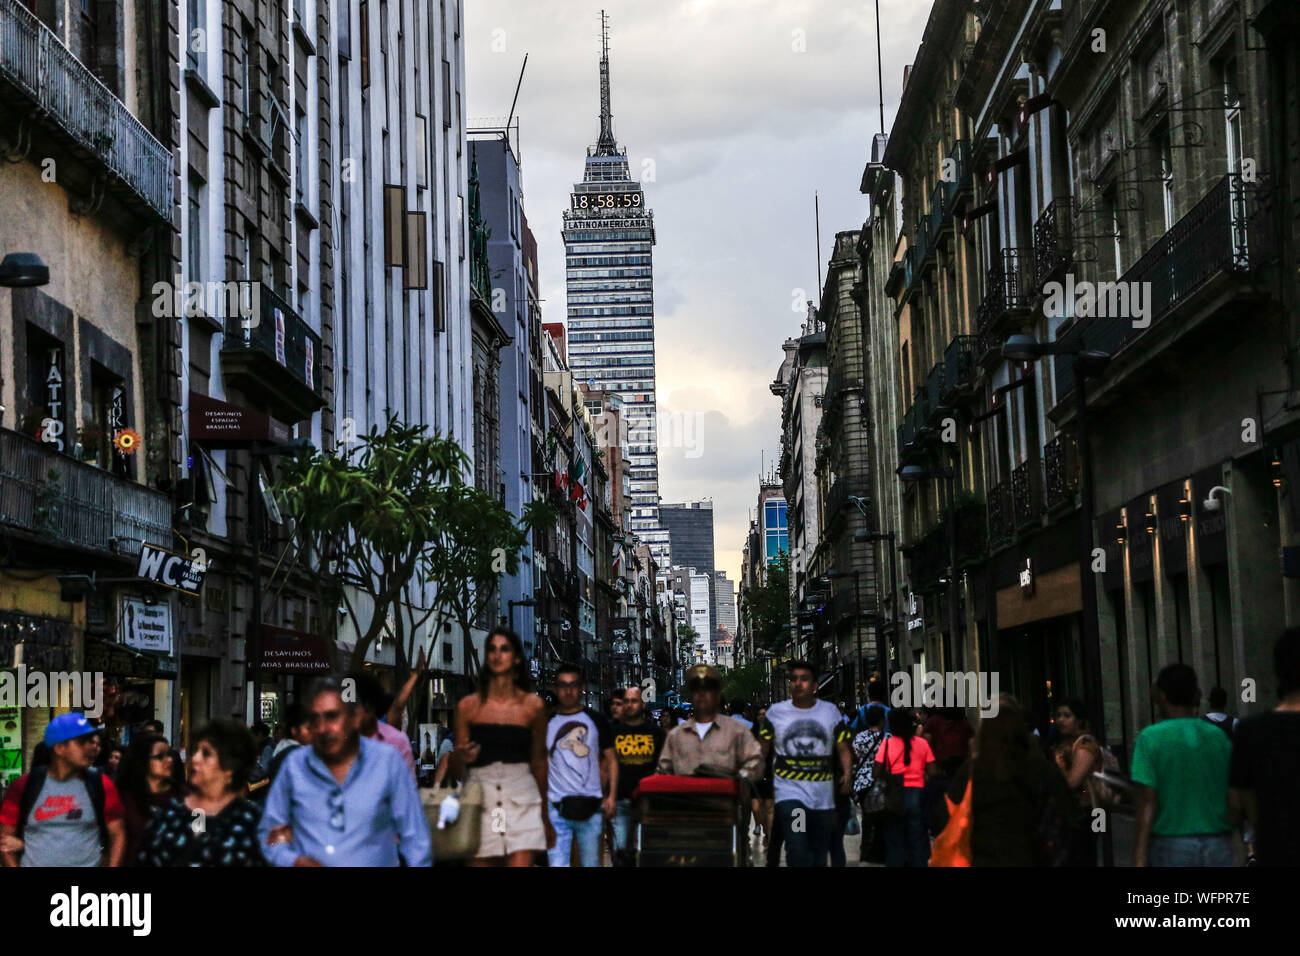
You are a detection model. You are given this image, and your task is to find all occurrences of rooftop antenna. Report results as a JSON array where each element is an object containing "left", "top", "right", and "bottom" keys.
[
  {"left": 815, "top": 191, "right": 823, "bottom": 293},
  {"left": 875, "top": 0, "right": 885, "bottom": 135},
  {"left": 505, "top": 53, "right": 528, "bottom": 157},
  {"left": 596, "top": 10, "right": 617, "bottom": 155}
]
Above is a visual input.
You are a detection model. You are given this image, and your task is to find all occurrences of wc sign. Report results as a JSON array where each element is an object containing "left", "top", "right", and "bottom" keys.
[{"left": 136, "top": 544, "right": 207, "bottom": 597}]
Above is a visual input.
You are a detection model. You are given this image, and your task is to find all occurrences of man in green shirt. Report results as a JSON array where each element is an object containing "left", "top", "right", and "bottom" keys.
[{"left": 1132, "top": 663, "right": 1236, "bottom": 866}]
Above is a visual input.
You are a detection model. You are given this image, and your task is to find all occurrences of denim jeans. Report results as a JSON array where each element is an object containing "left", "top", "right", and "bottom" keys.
[
  {"left": 883, "top": 787, "right": 929, "bottom": 867},
  {"left": 547, "top": 804, "right": 604, "bottom": 867},
  {"left": 611, "top": 798, "right": 634, "bottom": 866},
  {"left": 775, "top": 799, "right": 835, "bottom": 867},
  {"left": 1148, "top": 834, "right": 1236, "bottom": 867}
]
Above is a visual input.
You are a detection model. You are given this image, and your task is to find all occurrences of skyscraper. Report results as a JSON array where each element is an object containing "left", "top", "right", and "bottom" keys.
[
  {"left": 562, "top": 13, "right": 666, "bottom": 567},
  {"left": 660, "top": 501, "right": 716, "bottom": 648}
]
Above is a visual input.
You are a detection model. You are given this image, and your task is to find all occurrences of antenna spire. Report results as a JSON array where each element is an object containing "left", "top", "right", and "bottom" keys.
[{"left": 597, "top": 10, "right": 617, "bottom": 155}]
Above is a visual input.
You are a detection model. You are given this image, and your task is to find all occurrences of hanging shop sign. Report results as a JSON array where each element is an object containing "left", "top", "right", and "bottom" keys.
[
  {"left": 120, "top": 598, "right": 173, "bottom": 655},
  {"left": 1019, "top": 558, "right": 1035, "bottom": 597},
  {"left": 136, "top": 544, "right": 206, "bottom": 597},
  {"left": 188, "top": 392, "right": 290, "bottom": 448},
  {"left": 258, "top": 625, "right": 333, "bottom": 674},
  {"left": 83, "top": 638, "right": 158, "bottom": 680}
]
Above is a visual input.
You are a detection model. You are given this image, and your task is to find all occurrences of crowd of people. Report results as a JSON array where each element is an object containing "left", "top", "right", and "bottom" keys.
[{"left": 1, "top": 625, "right": 1297, "bottom": 868}]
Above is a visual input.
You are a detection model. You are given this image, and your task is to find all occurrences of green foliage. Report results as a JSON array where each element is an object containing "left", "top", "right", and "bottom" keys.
[
  {"left": 724, "top": 659, "right": 770, "bottom": 704},
  {"left": 747, "top": 551, "right": 792, "bottom": 653},
  {"left": 274, "top": 414, "right": 551, "bottom": 675}
]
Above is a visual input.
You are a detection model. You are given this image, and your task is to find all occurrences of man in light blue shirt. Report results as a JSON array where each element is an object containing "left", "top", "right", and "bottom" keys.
[{"left": 259, "top": 677, "right": 431, "bottom": 867}]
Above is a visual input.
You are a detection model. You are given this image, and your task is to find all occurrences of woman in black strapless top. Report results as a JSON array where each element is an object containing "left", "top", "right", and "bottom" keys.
[{"left": 446, "top": 628, "right": 553, "bottom": 865}]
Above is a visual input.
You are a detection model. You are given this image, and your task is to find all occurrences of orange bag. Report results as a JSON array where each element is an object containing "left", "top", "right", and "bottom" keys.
[{"left": 929, "top": 773, "right": 973, "bottom": 867}]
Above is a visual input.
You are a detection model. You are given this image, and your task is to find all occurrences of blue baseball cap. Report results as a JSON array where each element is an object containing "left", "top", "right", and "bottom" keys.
[{"left": 45, "top": 712, "right": 96, "bottom": 746}]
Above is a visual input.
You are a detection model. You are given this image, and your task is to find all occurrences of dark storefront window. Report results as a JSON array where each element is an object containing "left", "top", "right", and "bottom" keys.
[{"left": 1208, "top": 565, "right": 1232, "bottom": 691}]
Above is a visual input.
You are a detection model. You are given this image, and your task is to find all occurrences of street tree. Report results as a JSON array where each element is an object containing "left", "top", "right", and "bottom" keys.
[{"left": 744, "top": 550, "right": 792, "bottom": 653}]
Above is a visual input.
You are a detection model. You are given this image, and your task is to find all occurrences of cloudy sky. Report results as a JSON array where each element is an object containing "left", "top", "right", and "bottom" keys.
[{"left": 467, "top": 0, "right": 930, "bottom": 585}]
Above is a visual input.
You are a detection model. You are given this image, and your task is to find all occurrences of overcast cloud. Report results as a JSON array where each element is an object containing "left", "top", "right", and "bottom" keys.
[{"left": 467, "top": 0, "right": 929, "bottom": 585}]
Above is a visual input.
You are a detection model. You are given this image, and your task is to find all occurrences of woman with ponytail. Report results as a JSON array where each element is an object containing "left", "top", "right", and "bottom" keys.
[{"left": 874, "top": 707, "right": 937, "bottom": 866}]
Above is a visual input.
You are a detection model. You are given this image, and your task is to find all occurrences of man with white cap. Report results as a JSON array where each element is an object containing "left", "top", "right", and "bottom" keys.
[{"left": 0, "top": 713, "right": 126, "bottom": 867}]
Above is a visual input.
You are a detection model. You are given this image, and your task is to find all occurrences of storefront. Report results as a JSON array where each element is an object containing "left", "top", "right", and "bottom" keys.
[{"left": 990, "top": 516, "right": 1085, "bottom": 735}]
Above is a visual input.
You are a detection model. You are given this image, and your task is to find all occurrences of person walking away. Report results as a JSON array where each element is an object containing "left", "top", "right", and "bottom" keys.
[
  {"left": 852, "top": 704, "right": 888, "bottom": 865},
  {"left": 1132, "top": 664, "right": 1234, "bottom": 867},
  {"left": 258, "top": 677, "right": 431, "bottom": 867},
  {"left": 248, "top": 722, "right": 274, "bottom": 783},
  {"left": 922, "top": 707, "right": 975, "bottom": 836},
  {"left": 1051, "top": 697, "right": 1102, "bottom": 866},
  {"left": 1229, "top": 627, "right": 1300, "bottom": 866},
  {"left": 250, "top": 703, "right": 313, "bottom": 805},
  {"left": 756, "top": 661, "right": 853, "bottom": 867},
  {"left": 874, "top": 706, "right": 937, "bottom": 867},
  {"left": 610, "top": 684, "right": 665, "bottom": 866},
  {"left": 1203, "top": 687, "right": 1237, "bottom": 741},
  {"left": 935, "top": 696, "right": 1074, "bottom": 865},
  {"left": 348, "top": 671, "right": 417, "bottom": 779},
  {"left": 0, "top": 713, "right": 126, "bottom": 867},
  {"left": 117, "top": 733, "right": 185, "bottom": 864},
  {"left": 748, "top": 705, "right": 779, "bottom": 864},
  {"left": 136, "top": 720, "right": 265, "bottom": 866},
  {"left": 447, "top": 628, "right": 552, "bottom": 866},
  {"left": 546, "top": 663, "right": 616, "bottom": 867}
]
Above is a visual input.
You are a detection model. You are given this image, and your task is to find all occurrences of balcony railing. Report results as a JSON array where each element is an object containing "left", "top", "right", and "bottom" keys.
[
  {"left": 1011, "top": 459, "right": 1043, "bottom": 528},
  {"left": 1055, "top": 173, "right": 1275, "bottom": 400},
  {"left": 0, "top": 0, "right": 174, "bottom": 220},
  {"left": 923, "top": 363, "right": 944, "bottom": 425},
  {"left": 1034, "top": 196, "right": 1074, "bottom": 287},
  {"left": 941, "top": 335, "right": 977, "bottom": 402},
  {"left": 1044, "top": 433, "right": 1079, "bottom": 510},
  {"left": 221, "top": 286, "right": 325, "bottom": 420},
  {"left": 987, "top": 481, "right": 1014, "bottom": 548},
  {"left": 0, "top": 427, "right": 172, "bottom": 557}
]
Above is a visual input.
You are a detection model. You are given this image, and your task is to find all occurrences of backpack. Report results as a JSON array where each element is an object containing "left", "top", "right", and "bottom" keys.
[
  {"left": 15, "top": 766, "right": 109, "bottom": 851},
  {"left": 1087, "top": 743, "right": 1124, "bottom": 808},
  {"left": 1202, "top": 713, "right": 1234, "bottom": 742}
]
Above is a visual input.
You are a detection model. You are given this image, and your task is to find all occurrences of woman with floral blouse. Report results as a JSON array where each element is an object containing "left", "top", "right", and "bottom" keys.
[{"left": 136, "top": 719, "right": 266, "bottom": 867}]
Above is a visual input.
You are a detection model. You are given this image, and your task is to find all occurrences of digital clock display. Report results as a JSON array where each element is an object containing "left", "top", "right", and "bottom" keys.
[{"left": 573, "top": 192, "right": 643, "bottom": 210}]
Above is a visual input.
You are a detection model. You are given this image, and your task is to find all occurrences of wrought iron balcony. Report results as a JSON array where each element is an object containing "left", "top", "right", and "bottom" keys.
[
  {"left": 896, "top": 403, "right": 919, "bottom": 459},
  {"left": 1044, "top": 433, "right": 1079, "bottom": 510},
  {"left": 220, "top": 287, "right": 325, "bottom": 423},
  {"left": 0, "top": 0, "right": 173, "bottom": 221},
  {"left": 1055, "top": 173, "right": 1276, "bottom": 401},
  {"left": 1034, "top": 196, "right": 1074, "bottom": 287},
  {"left": 1011, "top": 459, "right": 1043, "bottom": 529},
  {"left": 987, "top": 481, "right": 1014, "bottom": 549},
  {"left": 923, "top": 363, "right": 945, "bottom": 427},
  {"left": 0, "top": 427, "right": 172, "bottom": 557},
  {"left": 940, "top": 335, "right": 977, "bottom": 403}
]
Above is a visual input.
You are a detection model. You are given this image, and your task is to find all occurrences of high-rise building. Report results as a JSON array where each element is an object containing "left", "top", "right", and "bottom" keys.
[
  {"left": 714, "top": 571, "right": 737, "bottom": 634},
  {"left": 660, "top": 501, "right": 716, "bottom": 647},
  {"left": 561, "top": 13, "right": 665, "bottom": 567}
]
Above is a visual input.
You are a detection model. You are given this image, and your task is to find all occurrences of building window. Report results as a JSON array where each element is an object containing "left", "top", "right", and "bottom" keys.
[
  {"left": 240, "top": 19, "right": 253, "bottom": 120},
  {"left": 1154, "top": 127, "right": 1173, "bottom": 232},
  {"left": 404, "top": 212, "right": 427, "bottom": 289},
  {"left": 384, "top": 185, "right": 406, "bottom": 267},
  {"left": 22, "top": 327, "right": 66, "bottom": 448},
  {"left": 188, "top": 174, "right": 205, "bottom": 287},
  {"left": 415, "top": 114, "right": 427, "bottom": 188},
  {"left": 360, "top": 1, "right": 370, "bottom": 88},
  {"left": 187, "top": 0, "right": 205, "bottom": 74},
  {"left": 295, "top": 106, "right": 308, "bottom": 205},
  {"left": 442, "top": 59, "right": 452, "bottom": 129}
]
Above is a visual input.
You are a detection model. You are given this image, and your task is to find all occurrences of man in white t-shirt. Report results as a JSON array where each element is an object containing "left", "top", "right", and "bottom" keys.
[{"left": 756, "top": 660, "right": 852, "bottom": 867}]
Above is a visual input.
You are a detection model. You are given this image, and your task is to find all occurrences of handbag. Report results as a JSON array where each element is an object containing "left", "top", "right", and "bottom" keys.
[
  {"left": 879, "top": 737, "right": 906, "bottom": 817},
  {"left": 555, "top": 795, "right": 602, "bottom": 821},
  {"left": 930, "top": 768, "right": 973, "bottom": 867},
  {"left": 844, "top": 805, "right": 862, "bottom": 836},
  {"left": 421, "top": 780, "right": 484, "bottom": 861}
]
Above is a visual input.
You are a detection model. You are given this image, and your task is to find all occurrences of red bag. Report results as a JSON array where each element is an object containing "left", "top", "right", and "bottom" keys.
[{"left": 930, "top": 772, "right": 973, "bottom": 867}]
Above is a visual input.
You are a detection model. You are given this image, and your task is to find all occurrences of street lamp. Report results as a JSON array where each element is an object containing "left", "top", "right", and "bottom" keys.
[
  {"left": 0, "top": 252, "right": 50, "bottom": 288},
  {"left": 820, "top": 569, "right": 861, "bottom": 705},
  {"left": 1003, "top": 332, "right": 1112, "bottom": 866},
  {"left": 898, "top": 461, "right": 960, "bottom": 674}
]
